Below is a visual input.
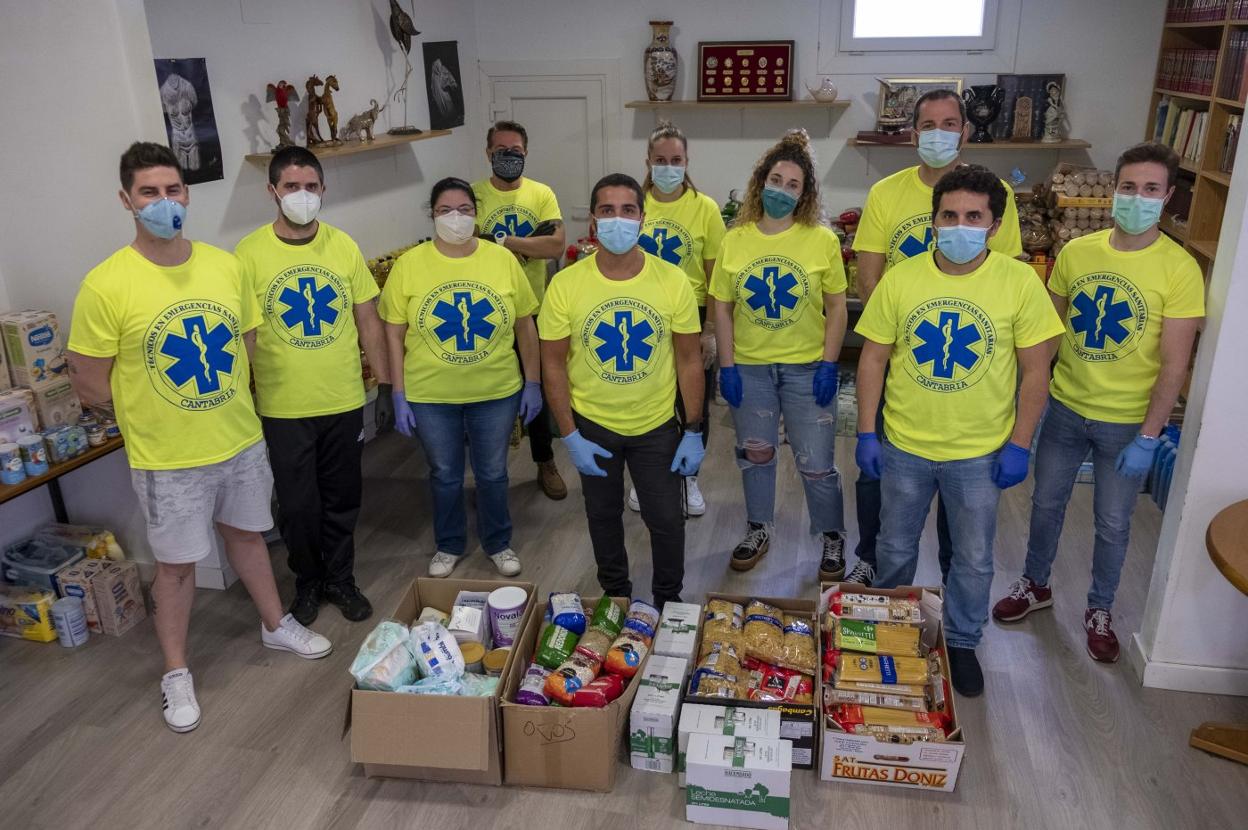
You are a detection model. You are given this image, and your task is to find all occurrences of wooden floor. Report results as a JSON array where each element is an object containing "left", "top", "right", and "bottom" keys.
[{"left": 3, "top": 401, "right": 1247, "bottom": 829}]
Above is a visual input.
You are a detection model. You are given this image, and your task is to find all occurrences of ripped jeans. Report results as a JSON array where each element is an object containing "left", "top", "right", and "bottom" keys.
[{"left": 729, "top": 362, "right": 845, "bottom": 535}]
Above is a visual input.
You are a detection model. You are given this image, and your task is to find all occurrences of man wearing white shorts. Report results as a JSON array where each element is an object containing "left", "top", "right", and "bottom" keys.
[{"left": 67, "top": 142, "right": 333, "bottom": 734}]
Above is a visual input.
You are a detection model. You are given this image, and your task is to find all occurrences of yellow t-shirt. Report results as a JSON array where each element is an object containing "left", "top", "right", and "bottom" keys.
[
  {"left": 640, "top": 188, "right": 726, "bottom": 306},
  {"left": 472, "top": 177, "right": 562, "bottom": 307},
  {"left": 708, "top": 222, "right": 847, "bottom": 364},
  {"left": 67, "top": 243, "right": 263, "bottom": 470},
  {"left": 1048, "top": 229, "right": 1205, "bottom": 423},
  {"left": 379, "top": 240, "right": 537, "bottom": 404},
  {"left": 854, "top": 165, "right": 1022, "bottom": 269},
  {"left": 539, "top": 252, "right": 700, "bottom": 436},
  {"left": 235, "top": 222, "right": 379, "bottom": 418},
  {"left": 856, "top": 252, "right": 1065, "bottom": 461}
]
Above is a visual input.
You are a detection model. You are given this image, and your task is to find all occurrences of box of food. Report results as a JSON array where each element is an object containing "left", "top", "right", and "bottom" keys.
[
  {"left": 677, "top": 703, "right": 782, "bottom": 787},
  {"left": 685, "top": 733, "right": 793, "bottom": 830},
  {"left": 2, "top": 539, "right": 83, "bottom": 592},
  {"left": 654, "top": 600, "right": 701, "bottom": 662},
  {"left": 347, "top": 577, "right": 535, "bottom": 785},
  {"left": 1, "top": 310, "right": 69, "bottom": 389},
  {"left": 818, "top": 584, "right": 965, "bottom": 792},
  {"left": 683, "top": 593, "right": 820, "bottom": 770},
  {"left": 0, "top": 584, "right": 57, "bottom": 642},
  {"left": 0, "top": 332, "right": 10, "bottom": 391},
  {"left": 56, "top": 559, "right": 107, "bottom": 633},
  {"left": 32, "top": 380, "right": 82, "bottom": 430},
  {"left": 0, "top": 388, "right": 38, "bottom": 443},
  {"left": 90, "top": 560, "right": 147, "bottom": 636},
  {"left": 629, "top": 654, "right": 689, "bottom": 773}
]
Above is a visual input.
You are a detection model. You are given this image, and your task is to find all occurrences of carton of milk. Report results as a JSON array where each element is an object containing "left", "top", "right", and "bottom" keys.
[
  {"left": 91, "top": 561, "right": 146, "bottom": 636},
  {"left": 629, "top": 654, "right": 688, "bottom": 773},
  {"left": 685, "top": 734, "right": 793, "bottom": 830},
  {"left": 0, "top": 311, "right": 68, "bottom": 390},
  {"left": 654, "top": 601, "right": 701, "bottom": 662},
  {"left": 678, "top": 703, "right": 782, "bottom": 787}
]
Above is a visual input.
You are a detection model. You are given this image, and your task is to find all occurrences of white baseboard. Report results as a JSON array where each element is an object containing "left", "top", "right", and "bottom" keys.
[{"left": 1129, "top": 633, "right": 1248, "bottom": 696}]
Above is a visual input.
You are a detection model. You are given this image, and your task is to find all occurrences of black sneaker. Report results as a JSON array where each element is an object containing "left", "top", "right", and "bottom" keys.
[
  {"left": 947, "top": 647, "right": 984, "bottom": 697},
  {"left": 844, "top": 560, "right": 875, "bottom": 587},
  {"left": 818, "top": 532, "right": 846, "bottom": 582},
  {"left": 730, "top": 523, "right": 770, "bottom": 572},
  {"left": 288, "top": 585, "right": 322, "bottom": 626},
  {"left": 323, "top": 582, "right": 373, "bottom": 622}
]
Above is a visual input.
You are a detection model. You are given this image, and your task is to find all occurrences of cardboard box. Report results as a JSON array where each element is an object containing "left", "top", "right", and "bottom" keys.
[
  {"left": 1, "top": 310, "right": 68, "bottom": 389},
  {"left": 0, "top": 336, "right": 10, "bottom": 392},
  {"left": 56, "top": 559, "right": 107, "bottom": 633},
  {"left": 347, "top": 577, "right": 534, "bottom": 785},
  {"left": 678, "top": 704, "right": 782, "bottom": 787},
  {"left": 90, "top": 560, "right": 147, "bottom": 636},
  {"left": 685, "top": 734, "right": 793, "bottom": 830},
  {"left": 685, "top": 593, "right": 820, "bottom": 770},
  {"left": 32, "top": 380, "right": 82, "bottom": 429},
  {"left": 818, "top": 584, "right": 966, "bottom": 792},
  {"left": 500, "top": 596, "right": 644, "bottom": 792},
  {"left": 653, "top": 600, "right": 701, "bottom": 662},
  {"left": 629, "top": 654, "right": 688, "bottom": 773},
  {"left": 0, "top": 388, "right": 37, "bottom": 443}
]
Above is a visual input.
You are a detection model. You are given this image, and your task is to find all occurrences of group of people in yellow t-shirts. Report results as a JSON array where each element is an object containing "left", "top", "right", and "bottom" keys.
[{"left": 64, "top": 87, "right": 1203, "bottom": 732}]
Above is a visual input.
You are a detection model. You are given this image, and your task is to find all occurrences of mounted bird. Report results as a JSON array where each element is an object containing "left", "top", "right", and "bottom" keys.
[{"left": 389, "top": 0, "right": 420, "bottom": 54}]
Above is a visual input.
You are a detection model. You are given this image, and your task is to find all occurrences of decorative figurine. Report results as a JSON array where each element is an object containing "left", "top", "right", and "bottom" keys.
[
  {"left": 644, "top": 20, "right": 677, "bottom": 102},
  {"left": 963, "top": 84, "right": 1005, "bottom": 143},
  {"left": 265, "top": 80, "right": 299, "bottom": 150},
  {"left": 1011, "top": 95, "right": 1033, "bottom": 140},
  {"left": 342, "top": 99, "right": 386, "bottom": 143},
  {"left": 388, "top": 0, "right": 422, "bottom": 135},
  {"left": 805, "top": 77, "right": 839, "bottom": 103},
  {"left": 1041, "top": 80, "right": 1065, "bottom": 143},
  {"left": 321, "top": 74, "right": 341, "bottom": 144},
  {"left": 304, "top": 75, "right": 325, "bottom": 146}
]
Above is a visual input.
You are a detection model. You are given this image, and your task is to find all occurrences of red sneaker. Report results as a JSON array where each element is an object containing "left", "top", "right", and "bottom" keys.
[
  {"left": 1084, "top": 608, "right": 1120, "bottom": 663},
  {"left": 992, "top": 576, "right": 1053, "bottom": 622}
]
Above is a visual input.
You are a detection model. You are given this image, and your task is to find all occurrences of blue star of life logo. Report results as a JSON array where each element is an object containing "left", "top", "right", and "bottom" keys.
[
  {"left": 431, "top": 290, "right": 497, "bottom": 351},
  {"left": 639, "top": 226, "right": 683, "bottom": 265},
  {"left": 278, "top": 276, "right": 339, "bottom": 337},
  {"left": 1070, "top": 284, "right": 1133, "bottom": 350},
  {"left": 593, "top": 311, "right": 655, "bottom": 372},
  {"left": 744, "top": 266, "right": 800, "bottom": 319},
  {"left": 898, "top": 226, "right": 934, "bottom": 259},
  {"left": 490, "top": 212, "right": 534, "bottom": 238},
  {"left": 912, "top": 311, "right": 982, "bottom": 379},
  {"left": 159, "top": 315, "right": 235, "bottom": 395}
]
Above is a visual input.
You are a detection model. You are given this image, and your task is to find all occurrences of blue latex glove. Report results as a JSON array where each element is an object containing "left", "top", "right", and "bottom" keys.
[
  {"left": 562, "top": 430, "right": 613, "bottom": 477},
  {"left": 671, "top": 430, "right": 706, "bottom": 476},
  {"left": 855, "top": 432, "right": 882, "bottom": 480},
  {"left": 1116, "top": 434, "right": 1160, "bottom": 480},
  {"left": 992, "top": 442, "right": 1031, "bottom": 489},
  {"left": 392, "top": 389, "right": 415, "bottom": 437},
  {"left": 719, "top": 365, "right": 743, "bottom": 408},
  {"left": 518, "top": 381, "right": 543, "bottom": 426},
  {"left": 813, "top": 361, "right": 839, "bottom": 407}
]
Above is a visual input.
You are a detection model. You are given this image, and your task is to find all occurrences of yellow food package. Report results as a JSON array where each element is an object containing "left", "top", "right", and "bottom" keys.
[
  {"left": 700, "top": 599, "right": 743, "bottom": 658},
  {"left": 779, "top": 613, "right": 818, "bottom": 672},
  {"left": 690, "top": 642, "right": 743, "bottom": 699},
  {"left": 832, "top": 617, "right": 922, "bottom": 657},
  {"left": 742, "top": 599, "right": 785, "bottom": 664},
  {"left": 0, "top": 585, "right": 57, "bottom": 642},
  {"left": 836, "top": 653, "right": 930, "bottom": 686}
]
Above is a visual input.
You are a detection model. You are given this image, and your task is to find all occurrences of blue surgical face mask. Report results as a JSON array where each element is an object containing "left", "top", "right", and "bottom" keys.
[
  {"left": 935, "top": 224, "right": 990, "bottom": 265},
  {"left": 133, "top": 198, "right": 186, "bottom": 239},
  {"left": 762, "top": 185, "right": 798, "bottom": 219},
  {"left": 595, "top": 216, "right": 642, "bottom": 254},
  {"left": 650, "top": 164, "right": 686, "bottom": 194},
  {"left": 1112, "top": 192, "right": 1165, "bottom": 235},
  {"left": 917, "top": 128, "right": 961, "bottom": 169}
]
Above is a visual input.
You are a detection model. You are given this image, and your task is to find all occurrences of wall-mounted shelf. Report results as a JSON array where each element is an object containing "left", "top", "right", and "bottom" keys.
[
  {"left": 846, "top": 138, "right": 1091, "bottom": 151},
  {"left": 626, "top": 99, "right": 850, "bottom": 111},
  {"left": 244, "top": 129, "right": 452, "bottom": 164},
  {"left": 1189, "top": 238, "right": 1219, "bottom": 259},
  {"left": 1154, "top": 87, "right": 1213, "bottom": 102}
]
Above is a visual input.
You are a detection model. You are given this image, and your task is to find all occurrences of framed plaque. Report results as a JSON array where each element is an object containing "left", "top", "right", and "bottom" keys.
[{"left": 697, "top": 40, "right": 794, "bottom": 102}]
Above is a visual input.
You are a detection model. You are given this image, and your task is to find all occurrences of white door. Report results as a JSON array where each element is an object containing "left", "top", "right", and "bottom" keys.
[{"left": 481, "top": 62, "right": 620, "bottom": 249}]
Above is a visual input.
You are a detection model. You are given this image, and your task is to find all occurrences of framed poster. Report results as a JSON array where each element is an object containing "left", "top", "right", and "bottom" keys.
[
  {"left": 697, "top": 40, "right": 795, "bottom": 101},
  {"left": 152, "top": 58, "right": 223, "bottom": 184},
  {"left": 876, "top": 77, "right": 963, "bottom": 133},
  {"left": 423, "top": 41, "right": 465, "bottom": 130},
  {"left": 996, "top": 74, "right": 1065, "bottom": 140}
]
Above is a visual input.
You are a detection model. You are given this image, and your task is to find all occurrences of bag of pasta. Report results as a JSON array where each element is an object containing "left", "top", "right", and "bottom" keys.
[
  {"left": 778, "top": 613, "right": 818, "bottom": 673},
  {"left": 742, "top": 599, "right": 785, "bottom": 664},
  {"left": 700, "top": 599, "right": 743, "bottom": 658},
  {"left": 689, "top": 642, "right": 743, "bottom": 699}
]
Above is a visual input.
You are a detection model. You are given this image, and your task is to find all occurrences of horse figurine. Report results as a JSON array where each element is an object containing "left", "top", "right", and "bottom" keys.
[
  {"left": 341, "top": 98, "right": 386, "bottom": 143},
  {"left": 304, "top": 75, "right": 325, "bottom": 146},
  {"left": 321, "top": 74, "right": 341, "bottom": 143}
]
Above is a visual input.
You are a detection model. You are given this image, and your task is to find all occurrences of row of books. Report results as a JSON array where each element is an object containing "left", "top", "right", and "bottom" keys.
[
  {"left": 1157, "top": 49, "right": 1218, "bottom": 96},
  {"left": 1165, "top": 0, "right": 1228, "bottom": 22},
  {"left": 1236, "top": 0, "right": 1248, "bottom": 19},
  {"left": 1219, "top": 30, "right": 1248, "bottom": 100},
  {"left": 1220, "top": 114, "right": 1241, "bottom": 173},
  {"left": 1153, "top": 97, "right": 1209, "bottom": 163}
]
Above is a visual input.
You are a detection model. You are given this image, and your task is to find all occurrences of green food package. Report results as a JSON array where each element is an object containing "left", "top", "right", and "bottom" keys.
[
  {"left": 535, "top": 623, "right": 580, "bottom": 669},
  {"left": 590, "top": 596, "right": 624, "bottom": 638},
  {"left": 834, "top": 618, "right": 880, "bottom": 653}
]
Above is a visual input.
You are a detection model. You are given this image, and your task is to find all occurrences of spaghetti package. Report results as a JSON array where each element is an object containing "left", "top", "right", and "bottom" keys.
[
  {"left": 700, "top": 600, "right": 743, "bottom": 658},
  {"left": 828, "top": 590, "right": 922, "bottom": 624},
  {"left": 571, "top": 673, "right": 625, "bottom": 708},
  {"left": 689, "top": 643, "right": 743, "bottom": 699},
  {"left": 544, "top": 653, "right": 601, "bottom": 706},
  {"left": 832, "top": 617, "right": 923, "bottom": 657},
  {"left": 589, "top": 596, "right": 624, "bottom": 638},
  {"left": 742, "top": 656, "right": 814, "bottom": 704},
  {"left": 779, "top": 613, "right": 818, "bottom": 672},
  {"left": 834, "top": 653, "right": 932, "bottom": 686},
  {"left": 831, "top": 678, "right": 929, "bottom": 699},
  {"left": 824, "top": 686, "right": 928, "bottom": 712},
  {"left": 742, "top": 600, "right": 785, "bottom": 664},
  {"left": 574, "top": 627, "right": 614, "bottom": 664},
  {"left": 604, "top": 629, "right": 651, "bottom": 677},
  {"left": 622, "top": 599, "right": 661, "bottom": 640},
  {"left": 830, "top": 703, "right": 949, "bottom": 742}
]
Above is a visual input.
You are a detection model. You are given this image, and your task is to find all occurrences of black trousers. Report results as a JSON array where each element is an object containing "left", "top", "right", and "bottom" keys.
[
  {"left": 513, "top": 315, "right": 554, "bottom": 463},
  {"left": 674, "top": 304, "right": 713, "bottom": 449},
  {"left": 574, "top": 412, "right": 684, "bottom": 605},
  {"left": 262, "top": 408, "right": 364, "bottom": 593}
]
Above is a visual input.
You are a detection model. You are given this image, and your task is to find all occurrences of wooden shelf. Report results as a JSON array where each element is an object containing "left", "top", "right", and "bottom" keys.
[
  {"left": 626, "top": 99, "right": 850, "bottom": 111},
  {"left": 1164, "top": 21, "right": 1228, "bottom": 29},
  {"left": 1202, "top": 169, "right": 1233, "bottom": 186},
  {"left": 1180, "top": 158, "right": 1200, "bottom": 173},
  {"left": 0, "top": 437, "right": 125, "bottom": 506},
  {"left": 243, "top": 129, "right": 452, "bottom": 164},
  {"left": 1160, "top": 213, "right": 1189, "bottom": 241},
  {"left": 1154, "top": 87, "right": 1213, "bottom": 102},
  {"left": 1215, "top": 96, "right": 1245, "bottom": 108},
  {"left": 847, "top": 138, "right": 1090, "bottom": 150},
  {"left": 1189, "top": 238, "right": 1219, "bottom": 259}
]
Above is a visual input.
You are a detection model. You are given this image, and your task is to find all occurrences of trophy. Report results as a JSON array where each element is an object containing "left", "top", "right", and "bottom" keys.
[{"left": 963, "top": 85, "right": 1004, "bottom": 143}]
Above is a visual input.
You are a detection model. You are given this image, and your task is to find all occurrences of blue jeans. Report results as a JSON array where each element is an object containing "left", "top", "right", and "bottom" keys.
[
  {"left": 408, "top": 392, "right": 520, "bottom": 556},
  {"left": 1023, "top": 397, "right": 1142, "bottom": 610},
  {"left": 875, "top": 441, "right": 1001, "bottom": 650},
  {"left": 729, "top": 362, "right": 845, "bottom": 535}
]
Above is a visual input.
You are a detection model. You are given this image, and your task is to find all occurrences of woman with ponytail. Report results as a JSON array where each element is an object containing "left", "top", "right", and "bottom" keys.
[{"left": 708, "top": 130, "right": 849, "bottom": 579}]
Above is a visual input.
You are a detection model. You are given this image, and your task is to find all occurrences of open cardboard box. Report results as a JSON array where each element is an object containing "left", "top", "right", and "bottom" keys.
[
  {"left": 681, "top": 592, "right": 821, "bottom": 770},
  {"left": 500, "top": 596, "right": 644, "bottom": 792},
  {"left": 344, "top": 577, "right": 536, "bottom": 785},
  {"left": 817, "top": 583, "right": 966, "bottom": 792}
]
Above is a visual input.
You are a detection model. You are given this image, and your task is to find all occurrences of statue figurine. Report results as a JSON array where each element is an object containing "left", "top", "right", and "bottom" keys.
[
  {"left": 341, "top": 98, "right": 386, "bottom": 143},
  {"left": 265, "top": 80, "right": 299, "bottom": 150},
  {"left": 304, "top": 75, "right": 326, "bottom": 146},
  {"left": 1041, "top": 81, "right": 1065, "bottom": 144},
  {"left": 321, "top": 74, "right": 341, "bottom": 144}
]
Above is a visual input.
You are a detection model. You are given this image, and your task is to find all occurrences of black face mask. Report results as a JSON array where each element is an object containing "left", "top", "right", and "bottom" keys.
[{"left": 491, "top": 148, "right": 526, "bottom": 183}]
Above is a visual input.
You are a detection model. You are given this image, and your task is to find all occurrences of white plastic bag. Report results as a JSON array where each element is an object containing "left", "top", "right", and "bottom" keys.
[
  {"left": 410, "top": 621, "right": 466, "bottom": 679},
  {"left": 350, "top": 620, "right": 418, "bottom": 691}
]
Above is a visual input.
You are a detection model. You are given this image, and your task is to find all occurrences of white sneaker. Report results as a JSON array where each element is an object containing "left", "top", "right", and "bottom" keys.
[
  {"left": 161, "top": 668, "right": 201, "bottom": 733},
  {"left": 627, "top": 487, "right": 641, "bottom": 512},
  {"left": 429, "top": 551, "right": 459, "bottom": 578},
  {"left": 489, "top": 548, "right": 522, "bottom": 577},
  {"left": 261, "top": 613, "right": 332, "bottom": 659},
  {"left": 685, "top": 476, "right": 706, "bottom": 516}
]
